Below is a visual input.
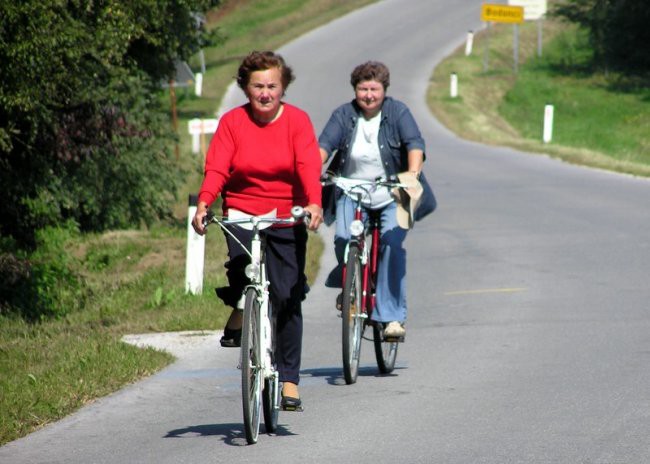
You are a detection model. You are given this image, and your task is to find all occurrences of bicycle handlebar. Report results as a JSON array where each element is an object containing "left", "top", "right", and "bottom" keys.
[
  {"left": 320, "top": 174, "right": 408, "bottom": 197},
  {"left": 201, "top": 206, "right": 310, "bottom": 263},
  {"left": 202, "top": 206, "right": 309, "bottom": 229}
]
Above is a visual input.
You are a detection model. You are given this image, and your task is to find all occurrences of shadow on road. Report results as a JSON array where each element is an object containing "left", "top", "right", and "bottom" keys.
[
  {"left": 164, "top": 422, "right": 298, "bottom": 446},
  {"left": 300, "top": 365, "right": 405, "bottom": 385}
]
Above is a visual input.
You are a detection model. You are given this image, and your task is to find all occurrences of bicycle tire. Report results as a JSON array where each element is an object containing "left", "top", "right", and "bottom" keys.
[
  {"left": 262, "top": 299, "right": 279, "bottom": 433},
  {"left": 373, "top": 323, "right": 398, "bottom": 374},
  {"left": 342, "top": 245, "right": 364, "bottom": 385},
  {"left": 241, "top": 287, "right": 262, "bottom": 444}
]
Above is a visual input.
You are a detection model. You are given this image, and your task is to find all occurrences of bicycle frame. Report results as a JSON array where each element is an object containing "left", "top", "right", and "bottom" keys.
[
  {"left": 212, "top": 215, "right": 276, "bottom": 374},
  {"left": 247, "top": 228, "right": 275, "bottom": 379},
  {"left": 342, "top": 197, "right": 381, "bottom": 321}
]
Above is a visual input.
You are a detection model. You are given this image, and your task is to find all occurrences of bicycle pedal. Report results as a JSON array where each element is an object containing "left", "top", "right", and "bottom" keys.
[
  {"left": 281, "top": 404, "right": 304, "bottom": 412},
  {"left": 383, "top": 335, "right": 405, "bottom": 343},
  {"left": 281, "top": 396, "right": 303, "bottom": 412}
]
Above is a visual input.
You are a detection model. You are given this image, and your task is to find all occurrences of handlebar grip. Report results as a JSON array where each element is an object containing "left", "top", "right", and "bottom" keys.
[
  {"left": 202, "top": 210, "right": 215, "bottom": 227},
  {"left": 290, "top": 205, "right": 306, "bottom": 219},
  {"left": 320, "top": 171, "right": 335, "bottom": 184}
]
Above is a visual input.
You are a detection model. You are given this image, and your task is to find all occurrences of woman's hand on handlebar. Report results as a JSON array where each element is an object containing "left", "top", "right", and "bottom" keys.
[
  {"left": 304, "top": 203, "right": 323, "bottom": 231},
  {"left": 192, "top": 202, "right": 209, "bottom": 236}
]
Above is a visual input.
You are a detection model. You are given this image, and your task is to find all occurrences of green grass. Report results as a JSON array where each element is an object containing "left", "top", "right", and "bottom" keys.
[
  {"left": 500, "top": 42, "right": 650, "bottom": 164},
  {"left": 428, "top": 18, "right": 650, "bottom": 177},
  {"left": 1, "top": 222, "right": 324, "bottom": 445},
  {"left": 1, "top": 322, "right": 172, "bottom": 443},
  {"left": 0, "top": 0, "right": 367, "bottom": 446}
]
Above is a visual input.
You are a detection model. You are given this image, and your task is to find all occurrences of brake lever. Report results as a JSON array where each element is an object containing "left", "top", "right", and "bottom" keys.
[{"left": 202, "top": 210, "right": 215, "bottom": 228}]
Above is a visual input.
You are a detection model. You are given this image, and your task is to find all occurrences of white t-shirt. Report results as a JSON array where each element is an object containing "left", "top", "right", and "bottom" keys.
[{"left": 342, "top": 112, "right": 392, "bottom": 209}]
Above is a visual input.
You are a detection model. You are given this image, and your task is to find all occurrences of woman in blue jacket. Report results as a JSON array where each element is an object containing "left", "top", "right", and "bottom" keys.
[{"left": 319, "top": 61, "right": 435, "bottom": 339}]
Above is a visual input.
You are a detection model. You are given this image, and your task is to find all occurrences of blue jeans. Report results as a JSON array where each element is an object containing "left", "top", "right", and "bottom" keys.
[{"left": 334, "top": 195, "right": 408, "bottom": 323}]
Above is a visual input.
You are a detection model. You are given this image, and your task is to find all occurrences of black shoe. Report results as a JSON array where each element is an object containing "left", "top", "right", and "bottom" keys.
[
  {"left": 220, "top": 327, "right": 241, "bottom": 348},
  {"left": 281, "top": 395, "right": 303, "bottom": 412}
]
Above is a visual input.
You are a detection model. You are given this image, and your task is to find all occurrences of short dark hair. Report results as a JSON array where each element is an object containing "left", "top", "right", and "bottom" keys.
[
  {"left": 350, "top": 61, "right": 390, "bottom": 90},
  {"left": 236, "top": 51, "right": 295, "bottom": 91}
]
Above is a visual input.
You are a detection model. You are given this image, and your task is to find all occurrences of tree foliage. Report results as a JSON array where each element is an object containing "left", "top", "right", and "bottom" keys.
[
  {"left": 0, "top": 0, "right": 219, "bottom": 248},
  {"left": 552, "top": 0, "right": 650, "bottom": 73}
]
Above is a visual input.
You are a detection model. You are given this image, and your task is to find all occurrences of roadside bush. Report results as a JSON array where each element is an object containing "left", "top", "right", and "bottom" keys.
[
  {"left": 0, "top": 222, "right": 86, "bottom": 321},
  {"left": 552, "top": 0, "right": 650, "bottom": 74},
  {"left": 0, "top": 0, "right": 220, "bottom": 249}
]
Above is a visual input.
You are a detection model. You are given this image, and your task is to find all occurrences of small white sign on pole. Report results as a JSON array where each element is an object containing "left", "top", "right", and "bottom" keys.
[
  {"left": 508, "top": 0, "right": 547, "bottom": 20},
  {"left": 191, "top": 134, "right": 200, "bottom": 154},
  {"left": 188, "top": 118, "right": 219, "bottom": 154},
  {"left": 543, "top": 104, "right": 554, "bottom": 143},
  {"left": 188, "top": 118, "right": 219, "bottom": 135}
]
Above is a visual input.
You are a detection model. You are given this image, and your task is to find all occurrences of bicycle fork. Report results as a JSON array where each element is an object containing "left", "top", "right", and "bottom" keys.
[
  {"left": 259, "top": 293, "right": 274, "bottom": 379},
  {"left": 368, "top": 220, "right": 380, "bottom": 314},
  {"left": 342, "top": 240, "right": 370, "bottom": 324},
  {"left": 259, "top": 287, "right": 280, "bottom": 412}
]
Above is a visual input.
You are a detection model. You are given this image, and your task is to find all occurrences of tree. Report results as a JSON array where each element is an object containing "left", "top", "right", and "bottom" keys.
[
  {"left": 0, "top": 0, "right": 219, "bottom": 248},
  {"left": 552, "top": 0, "right": 650, "bottom": 73},
  {"left": 607, "top": 0, "right": 650, "bottom": 73}
]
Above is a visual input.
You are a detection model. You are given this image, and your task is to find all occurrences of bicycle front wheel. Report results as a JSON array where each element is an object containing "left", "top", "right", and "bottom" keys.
[
  {"left": 342, "top": 245, "right": 364, "bottom": 385},
  {"left": 373, "top": 323, "right": 398, "bottom": 374},
  {"left": 241, "top": 287, "right": 262, "bottom": 444},
  {"left": 262, "top": 300, "right": 279, "bottom": 433},
  {"left": 262, "top": 377, "right": 279, "bottom": 433}
]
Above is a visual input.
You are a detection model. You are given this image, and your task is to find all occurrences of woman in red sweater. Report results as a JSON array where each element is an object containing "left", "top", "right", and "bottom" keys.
[{"left": 192, "top": 51, "right": 323, "bottom": 410}]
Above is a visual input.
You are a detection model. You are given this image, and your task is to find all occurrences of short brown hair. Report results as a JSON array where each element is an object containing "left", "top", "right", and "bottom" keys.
[
  {"left": 350, "top": 61, "right": 390, "bottom": 90},
  {"left": 236, "top": 51, "right": 295, "bottom": 91}
]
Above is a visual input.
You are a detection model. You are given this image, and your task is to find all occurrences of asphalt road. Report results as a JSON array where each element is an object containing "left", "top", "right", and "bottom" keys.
[{"left": 2, "top": 1, "right": 650, "bottom": 463}]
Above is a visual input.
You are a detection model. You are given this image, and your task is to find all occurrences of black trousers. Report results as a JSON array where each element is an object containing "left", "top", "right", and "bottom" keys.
[{"left": 219, "top": 224, "right": 308, "bottom": 385}]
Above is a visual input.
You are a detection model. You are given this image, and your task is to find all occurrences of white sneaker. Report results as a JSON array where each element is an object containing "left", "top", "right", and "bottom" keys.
[{"left": 384, "top": 321, "right": 405, "bottom": 338}]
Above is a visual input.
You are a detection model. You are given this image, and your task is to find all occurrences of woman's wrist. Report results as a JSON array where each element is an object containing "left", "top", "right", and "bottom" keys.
[{"left": 196, "top": 201, "right": 209, "bottom": 213}]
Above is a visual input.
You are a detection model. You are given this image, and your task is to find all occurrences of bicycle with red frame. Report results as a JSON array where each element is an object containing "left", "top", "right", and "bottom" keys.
[{"left": 322, "top": 174, "right": 408, "bottom": 385}]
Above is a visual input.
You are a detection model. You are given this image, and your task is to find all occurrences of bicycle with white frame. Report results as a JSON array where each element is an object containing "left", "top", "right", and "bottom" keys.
[{"left": 203, "top": 206, "right": 308, "bottom": 444}]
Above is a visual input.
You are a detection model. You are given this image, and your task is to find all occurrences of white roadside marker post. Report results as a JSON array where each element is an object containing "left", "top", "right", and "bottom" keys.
[
  {"left": 450, "top": 72, "right": 458, "bottom": 98},
  {"left": 465, "top": 30, "right": 474, "bottom": 56},
  {"left": 543, "top": 104, "right": 554, "bottom": 143},
  {"left": 194, "top": 72, "right": 203, "bottom": 97},
  {"left": 185, "top": 194, "right": 205, "bottom": 294}
]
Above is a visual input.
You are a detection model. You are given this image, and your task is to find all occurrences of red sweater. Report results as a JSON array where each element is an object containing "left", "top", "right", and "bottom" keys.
[{"left": 198, "top": 103, "right": 322, "bottom": 217}]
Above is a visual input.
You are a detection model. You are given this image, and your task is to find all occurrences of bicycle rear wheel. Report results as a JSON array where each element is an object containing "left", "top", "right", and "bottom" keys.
[
  {"left": 342, "top": 245, "right": 364, "bottom": 385},
  {"left": 262, "top": 300, "right": 279, "bottom": 433},
  {"left": 241, "top": 287, "right": 262, "bottom": 444},
  {"left": 373, "top": 323, "right": 398, "bottom": 374}
]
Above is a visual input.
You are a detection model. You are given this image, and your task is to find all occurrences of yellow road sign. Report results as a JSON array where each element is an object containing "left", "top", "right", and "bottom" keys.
[{"left": 481, "top": 3, "right": 524, "bottom": 23}]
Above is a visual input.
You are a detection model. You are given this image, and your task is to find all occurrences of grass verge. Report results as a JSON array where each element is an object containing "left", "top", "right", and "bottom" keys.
[
  {"left": 427, "top": 17, "right": 650, "bottom": 177},
  {"left": 0, "top": 0, "right": 370, "bottom": 446}
]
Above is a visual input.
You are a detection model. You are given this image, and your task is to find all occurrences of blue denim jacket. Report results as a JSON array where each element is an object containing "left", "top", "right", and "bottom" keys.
[{"left": 319, "top": 97, "right": 436, "bottom": 225}]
